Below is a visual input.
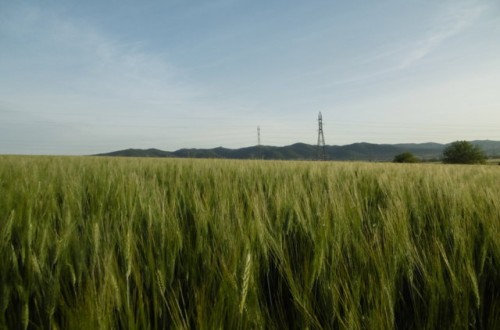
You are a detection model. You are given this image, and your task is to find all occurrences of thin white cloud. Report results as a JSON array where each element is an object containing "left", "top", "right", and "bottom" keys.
[
  {"left": 53, "top": 20, "right": 196, "bottom": 105},
  {"left": 0, "top": 4, "right": 231, "bottom": 153},
  {"left": 1, "top": 4, "right": 200, "bottom": 109},
  {"left": 348, "top": 1, "right": 485, "bottom": 71},
  {"left": 314, "top": 1, "right": 487, "bottom": 89},
  {"left": 398, "top": 1, "right": 485, "bottom": 69}
]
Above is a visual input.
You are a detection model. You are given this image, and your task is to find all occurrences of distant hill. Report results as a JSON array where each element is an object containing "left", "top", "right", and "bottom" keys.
[
  {"left": 101, "top": 148, "right": 172, "bottom": 157},
  {"left": 95, "top": 140, "right": 500, "bottom": 161}
]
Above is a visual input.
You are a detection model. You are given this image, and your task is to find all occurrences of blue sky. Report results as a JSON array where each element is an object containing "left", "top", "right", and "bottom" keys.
[{"left": 1, "top": 0, "right": 499, "bottom": 154}]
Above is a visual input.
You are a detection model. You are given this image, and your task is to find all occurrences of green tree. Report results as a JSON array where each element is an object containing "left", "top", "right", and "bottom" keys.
[
  {"left": 442, "top": 141, "right": 486, "bottom": 164},
  {"left": 393, "top": 152, "right": 419, "bottom": 163}
]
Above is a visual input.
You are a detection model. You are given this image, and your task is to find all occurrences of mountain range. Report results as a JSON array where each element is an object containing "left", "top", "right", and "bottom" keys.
[{"left": 96, "top": 140, "right": 500, "bottom": 161}]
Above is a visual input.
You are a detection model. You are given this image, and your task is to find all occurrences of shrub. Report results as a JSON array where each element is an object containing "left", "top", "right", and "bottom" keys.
[
  {"left": 442, "top": 141, "right": 486, "bottom": 164},
  {"left": 393, "top": 152, "right": 419, "bottom": 163}
]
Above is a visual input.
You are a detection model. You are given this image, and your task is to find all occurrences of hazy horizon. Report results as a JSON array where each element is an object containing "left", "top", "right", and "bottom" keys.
[{"left": 1, "top": 1, "right": 499, "bottom": 155}]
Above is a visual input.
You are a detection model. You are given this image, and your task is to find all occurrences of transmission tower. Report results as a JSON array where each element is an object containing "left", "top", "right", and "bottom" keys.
[
  {"left": 317, "top": 112, "right": 326, "bottom": 160},
  {"left": 257, "top": 126, "right": 261, "bottom": 146}
]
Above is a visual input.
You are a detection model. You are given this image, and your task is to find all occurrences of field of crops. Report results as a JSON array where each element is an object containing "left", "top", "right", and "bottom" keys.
[{"left": 0, "top": 156, "right": 499, "bottom": 329}]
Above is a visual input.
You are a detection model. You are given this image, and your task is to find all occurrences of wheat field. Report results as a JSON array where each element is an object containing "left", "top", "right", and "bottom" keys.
[{"left": 0, "top": 156, "right": 499, "bottom": 329}]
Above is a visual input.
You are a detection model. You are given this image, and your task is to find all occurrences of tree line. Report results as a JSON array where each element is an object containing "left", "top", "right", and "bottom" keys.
[{"left": 394, "top": 141, "right": 488, "bottom": 164}]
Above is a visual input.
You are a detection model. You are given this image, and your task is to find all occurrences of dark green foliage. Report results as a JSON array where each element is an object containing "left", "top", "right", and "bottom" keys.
[
  {"left": 443, "top": 141, "right": 487, "bottom": 164},
  {"left": 393, "top": 152, "right": 419, "bottom": 163}
]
